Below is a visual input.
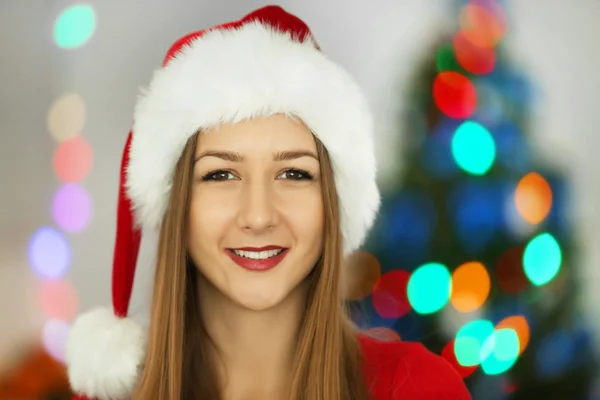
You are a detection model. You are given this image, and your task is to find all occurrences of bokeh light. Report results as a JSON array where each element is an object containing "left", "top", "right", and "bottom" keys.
[
  {"left": 492, "top": 123, "right": 531, "bottom": 173},
  {"left": 442, "top": 339, "right": 478, "bottom": 378},
  {"left": 480, "top": 328, "right": 520, "bottom": 375},
  {"left": 451, "top": 261, "right": 491, "bottom": 313},
  {"left": 42, "top": 319, "right": 71, "bottom": 363},
  {"left": 52, "top": 183, "right": 93, "bottom": 233},
  {"left": 363, "top": 327, "right": 401, "bottom": 342},
  {"left": 496, "top": 246, "right": 529, "bottom": 294},
  {"left": 453, "top": 32, "right": 496, "bottom": 75},
  {"left": 53, "top": 136, "right": 93, "bottom": 182},
  {"left": 433, "top": 72, "right": 477, "bottom": 119},
  {"left": 421, "top": 119, "right": 460, "bottom": 178},
  {"left": 407, "top": 263, "right": 451, "bottom": 314},
  {"left": 40, "top": 280, "right": 79, "bottom": 322},
  {"left": 459, "top": 2, "right": 507, "bottom": 48},
  {"left": 54, "top": 5, "right": 97, "bottom": 49},
  {"left": 372, "top": 270, "right": 411, "bottom": 319},
  {"left": 450, "top": 181, "right": 503, "bottom": 253},
  {"left": 342, "top": 251, "right": 381, "bottom": 301},
  {"left": 455, "top": 319, "right": 495, "bottom": 367},
  {"left": 523, "top": 233, "right": 562, "bottom": 286},
  {"left": 451, "top": 121, "right": 496, "bottom": 175},
  {"left": 47, "top": 93, "right": 86, "bottom": 142},
  {"left": 496, "top": 315, "right": 530, "bottom": 355},
  {"left": 473, "top": 82, "right": 504, "bottom": 125},
  {"left": 436, "top": 44, "right": 463, "bottom": 73},
  {"left": 535, "top": 330, "right": 575, "bottom": 378},
  {"left": 28, "top": 227, "right": 71, "bottom": 279},
  {"left": 515, "top": 172, "right": 553, "bottom": 225},
  {"left": 380, "top": 192, "right": 437, "bottom": 265}
]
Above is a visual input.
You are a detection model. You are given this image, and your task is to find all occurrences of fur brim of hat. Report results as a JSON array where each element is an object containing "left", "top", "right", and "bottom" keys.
[{"left": 127, "top": 20, "right": 379, "bottom": 256}]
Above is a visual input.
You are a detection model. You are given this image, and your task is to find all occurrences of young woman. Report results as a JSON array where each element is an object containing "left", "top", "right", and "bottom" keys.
[{"left": 65, "top": 6, "right": 471, "bottom": 400}]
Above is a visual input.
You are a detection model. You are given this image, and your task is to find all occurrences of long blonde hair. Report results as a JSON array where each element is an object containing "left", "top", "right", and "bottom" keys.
[{"left": 132, "top": 130, "right": 371, "bottom": 400}]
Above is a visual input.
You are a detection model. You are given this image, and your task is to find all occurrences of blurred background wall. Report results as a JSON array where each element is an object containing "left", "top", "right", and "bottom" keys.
[{"left": 1, "top": 0, "right": 599, "bottom": 398}]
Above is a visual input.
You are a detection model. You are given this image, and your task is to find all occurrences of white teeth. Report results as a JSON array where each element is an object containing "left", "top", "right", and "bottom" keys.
[{"left": 232, "top": 249, "right": 284, "bottom": 260}]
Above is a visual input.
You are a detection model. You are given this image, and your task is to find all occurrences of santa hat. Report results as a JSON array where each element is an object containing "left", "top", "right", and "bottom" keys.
[{"left": 65, "top": 5, "right": 380, "bottom": 400}]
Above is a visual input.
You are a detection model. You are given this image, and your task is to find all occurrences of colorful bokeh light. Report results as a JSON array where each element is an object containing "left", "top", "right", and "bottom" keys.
[
  {"left": 42, "top": 319, "right": 71, "bottom": 363},
  {"left": 459, "top": 2, "right": 507, "bottom": 48},
  {"left": 523, "top": 233, "right": 562, "bottom": 286},
  {"left": 535, "top": 330, "right": 576, "bottom": 378},
  {"left": 372, "top": 270, "right": 411, "bottom": 319},
  {"left": 53, "top": 136, "right": 93, "bottom": 182},
  {"left": 496, "top": 315, "right": 530, "bottom": 355},
  {"left": 433, "top": 72, "right": 477, "bottom": 119},
  {"left": 451, "top": 121, "right": 496, "bottom": 175},
  {"left": 343, "top": 251, "right": 381, "bottom": 301},
  {"left": 480, "top": 328, "right": 520, "bottom": 375},
  {"left": 52, "top": 183, "right": 93, "bottom": 233},
  {"left": 436, "top": 44, "right": 463, "bottom": 73},
  {"left": 453, "top": 31, "right": 496, "bottom": 75},
  {"left": 442, "top": 339, "right": 478, "bottom": 378},
  {"left": 47, "top": 93, "right": 86, "bottom": 143},
  {"left": 454, "top": 319, "right": 495, "bottom": 367},
  {"left": 54, "top": 5, "right": 97, "bottom": 49},
  {"left": 40, "top": 280, "right": 79, "bottom": 322},
  {"left": 496, "top": 246, "right": 529, "bottom": 294},
  {"left": 407, "top": 263, "right": 451, "bottom": 315},
  {"left": 515, "top": 172, "right": 553, "bottom": 225},
  {"left": 451, "top": 261, "right": 490, "bottom": 313},
  {"left": 28, "top": 227, "right": 71, "bottom": 279}
]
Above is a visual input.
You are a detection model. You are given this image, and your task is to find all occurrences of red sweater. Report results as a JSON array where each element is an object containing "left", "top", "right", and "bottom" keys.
[
  {"left": 359, "top": 335, "right": 471, "bottom": 399},
  {"left": 72, "top": 336, "right": 471, "bottom": 400}
]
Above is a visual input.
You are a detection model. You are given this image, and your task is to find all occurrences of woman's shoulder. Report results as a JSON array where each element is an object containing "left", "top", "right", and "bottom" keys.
[{"left": 358, "top": 334, "right": 471, "bottom": 400}]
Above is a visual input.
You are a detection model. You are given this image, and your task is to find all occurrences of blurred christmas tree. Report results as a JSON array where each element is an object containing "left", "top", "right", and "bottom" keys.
[{"left": 346, "top": 0, "right": 598, "bottom": 398}]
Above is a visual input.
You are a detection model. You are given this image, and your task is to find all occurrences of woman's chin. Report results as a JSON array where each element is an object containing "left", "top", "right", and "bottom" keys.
[{"left": 230, "top": 289, "right": 288, "bottom": 312}]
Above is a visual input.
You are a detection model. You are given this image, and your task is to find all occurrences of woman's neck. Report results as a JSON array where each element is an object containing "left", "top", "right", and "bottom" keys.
[{"left": 198, "top": 276, "right": 309, "bottom": 399}]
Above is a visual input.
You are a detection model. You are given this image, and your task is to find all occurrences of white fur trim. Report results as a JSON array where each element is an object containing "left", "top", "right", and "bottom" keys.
[
  {"left": 127, "top": 21, "right": 380, "bottom": 255},
  {"left": 66, "top": 307, "right": 146, "bottom": 400}
]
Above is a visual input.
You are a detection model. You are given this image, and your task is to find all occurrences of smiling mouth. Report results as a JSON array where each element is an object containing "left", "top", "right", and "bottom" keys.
[
  {"left": 230, "top": 248, "right": 285, "bottom": 259},
  {"left": 225, "top": 248, "right": 289, "bottom": 271}
]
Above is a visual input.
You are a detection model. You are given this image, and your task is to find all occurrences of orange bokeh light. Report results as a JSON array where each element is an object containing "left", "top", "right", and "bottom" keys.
[
  {"left": 460, "top": 2, "right": 507, "bottom": 48},
  {"left": 514, "top": 172, "right": 553, "bottom": 225},
  {"left": 342, "top": 251, "right": 382, "bottom": 301},
  {"left": 451, "top": 261, "right": 491, "bottom": 313}
]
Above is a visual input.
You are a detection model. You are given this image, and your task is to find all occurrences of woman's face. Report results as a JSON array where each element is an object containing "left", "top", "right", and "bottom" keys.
[{"left": 188, "top": 114, "right": 324, "bottom": 311}]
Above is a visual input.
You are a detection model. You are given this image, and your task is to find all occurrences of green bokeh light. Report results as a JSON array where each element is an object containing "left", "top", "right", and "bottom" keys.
[
  {"left": 451, "top": 121, "right": 496, "bottom": 175},
  {"left": 54, "top": 5, "right": 96, "bottom": 49},
  {"left": 454, "top": 319, "right": 495, "bottom": 367},
  {"left": 523, "top": 233, "right": 562, "bottom": 286},
  {"left": 481, "top": 328, "right": 520, "bottom": 375},
  {"left": 436, "top": 44, "right": 463, "bottom": 73},
  {"left": 407, "top": 263, "right": 451, "bottom": 315}
]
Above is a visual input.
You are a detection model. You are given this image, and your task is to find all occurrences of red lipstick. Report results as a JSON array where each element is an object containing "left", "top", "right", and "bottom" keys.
[{"left": 226, "top": 246, "right": 288, "bottom": 271}]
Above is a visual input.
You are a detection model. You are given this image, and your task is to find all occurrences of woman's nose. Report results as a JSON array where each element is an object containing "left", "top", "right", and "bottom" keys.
[{"left": 236, "top": 179, "right": 279, "bottom": 233}]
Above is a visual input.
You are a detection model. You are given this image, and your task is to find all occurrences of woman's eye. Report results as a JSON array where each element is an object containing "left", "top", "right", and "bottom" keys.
[
  {"left": 202, "top": 170, "right": 236, "bottom": 181},
  {"left": 279, "top": 169, "right": 313, "bottom": 180}
]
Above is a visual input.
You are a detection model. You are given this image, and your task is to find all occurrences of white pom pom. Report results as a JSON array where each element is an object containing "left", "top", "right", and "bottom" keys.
[{"left": 66, "top": 307, "right": 147, "bottom": 400}]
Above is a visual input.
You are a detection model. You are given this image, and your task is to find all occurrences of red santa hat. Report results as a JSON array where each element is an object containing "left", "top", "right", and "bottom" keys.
[{"left": 65, "top": 5, "right": 380, "bottom": 400}]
